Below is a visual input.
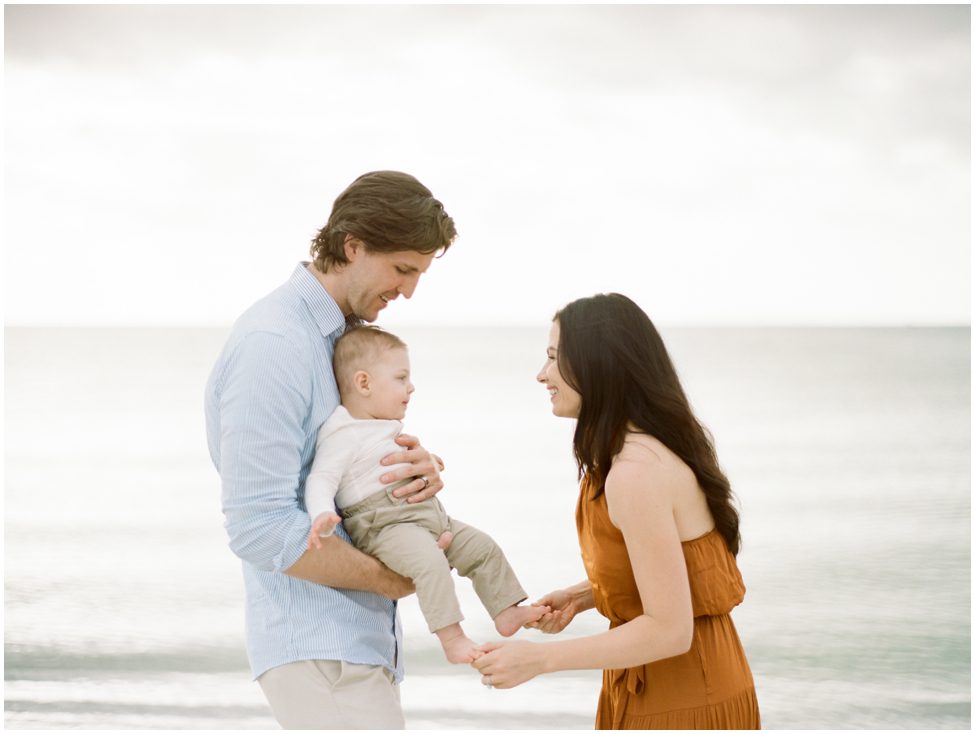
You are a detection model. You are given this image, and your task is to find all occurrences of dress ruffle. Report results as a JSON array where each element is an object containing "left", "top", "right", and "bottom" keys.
[{"left": 598, "top": 686, "right": 761, "bottom": 730}]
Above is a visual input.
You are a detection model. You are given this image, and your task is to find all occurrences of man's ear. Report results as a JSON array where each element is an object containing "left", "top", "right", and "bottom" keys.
[
  {"left": 343, "top": 234, "right": 363, "bottom": 262},
  {"left": 352, "top": 370, "right": 371, "bottom": 395}
]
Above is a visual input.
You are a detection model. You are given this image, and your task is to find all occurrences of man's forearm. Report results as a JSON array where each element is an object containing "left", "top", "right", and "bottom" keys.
[{"left": 284, "top": 534, "right": 415, "bottom": 600}]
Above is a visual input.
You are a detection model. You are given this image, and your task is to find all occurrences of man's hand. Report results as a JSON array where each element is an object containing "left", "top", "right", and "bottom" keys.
[
  {"left": 289, "top": 532, "right": 417, "bottom": 601},
  {"left": 382, "top": 571, "right": 417, "bottom": 601},
  {"left": 380, "top": 433, "right": 444, "bottom": 503}
]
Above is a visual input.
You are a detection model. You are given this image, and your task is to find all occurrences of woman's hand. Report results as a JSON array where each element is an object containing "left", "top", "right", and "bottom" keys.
[
  {"left": 471, "top": 640, "right": 547, "bottom": 689},
  {"left": 524, "top": 588, "right": 582, "bottom": 634},
  {"left": 379, "top": 433, "right": 444, "bottom": 503}
]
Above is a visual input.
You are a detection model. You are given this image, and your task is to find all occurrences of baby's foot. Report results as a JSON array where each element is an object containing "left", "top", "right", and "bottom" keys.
[
  {"left": 439, "top": 632, "right": 482, "bottom": 664},
  {"left": 494, "top": 603, "right": 550, "bottom": 637},
  {"left": 436, "top": 531, "right": 454, "bottom": 551}
]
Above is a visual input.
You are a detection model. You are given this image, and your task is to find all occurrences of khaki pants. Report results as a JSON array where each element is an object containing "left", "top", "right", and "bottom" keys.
[
  {"left": 343, "top": 489, "right": 527, "bottom": 632},
  {"left": 258, "top": 659, "right": 404, "bottom": 729}
]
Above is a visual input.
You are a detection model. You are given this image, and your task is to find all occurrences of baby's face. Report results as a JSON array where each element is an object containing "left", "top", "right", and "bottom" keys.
[{"left": 366, "top": 347, "right": 414, "bottom": 420}]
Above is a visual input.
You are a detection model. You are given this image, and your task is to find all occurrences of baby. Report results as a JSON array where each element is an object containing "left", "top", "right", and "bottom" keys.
[{"left": 304, "top": 325, "right": 546, "bottom": 663}]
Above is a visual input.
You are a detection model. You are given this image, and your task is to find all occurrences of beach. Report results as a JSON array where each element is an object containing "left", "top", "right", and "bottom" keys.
[{"left": 5, "top": 325, "right": 970, "bottom": 729}]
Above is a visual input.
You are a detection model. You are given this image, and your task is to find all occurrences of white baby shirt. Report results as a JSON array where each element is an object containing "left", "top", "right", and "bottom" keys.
[{"left": 304, "top": 405, "right": 408, "bottom": 524}]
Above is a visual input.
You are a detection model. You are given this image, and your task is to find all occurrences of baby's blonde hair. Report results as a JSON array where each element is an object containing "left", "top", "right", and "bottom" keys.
[{"left": 333, "top": 326, "right": 408, "bottom": 398}]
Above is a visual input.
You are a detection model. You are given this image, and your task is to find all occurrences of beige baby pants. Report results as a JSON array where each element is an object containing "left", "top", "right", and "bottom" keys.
[{"left": 342, "top": 487, "right": 527, "bottom": 632}]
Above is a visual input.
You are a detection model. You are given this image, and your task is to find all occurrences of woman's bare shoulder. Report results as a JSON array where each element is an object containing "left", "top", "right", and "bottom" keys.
[
  {"left": 614, "top": 432, "right": 713, "bottom": 541},
  {"left": 604, "top": 438, "right": 681, "bottom": 529},
  {"left": 616, "top": 432, "right": 681, "bottom": 471},
  {"left": 607, "top": 434, "right": 678, "bottom": 497}
]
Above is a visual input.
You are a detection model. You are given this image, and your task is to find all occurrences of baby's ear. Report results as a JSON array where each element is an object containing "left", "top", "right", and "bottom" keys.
[{"left": 353, "top": 370, "right": 371, "bottom": 395}]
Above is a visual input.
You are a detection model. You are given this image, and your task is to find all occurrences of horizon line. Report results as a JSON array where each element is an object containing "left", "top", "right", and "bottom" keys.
[{"left": 3, "top": 321, "right": 971, "bottom": 330}]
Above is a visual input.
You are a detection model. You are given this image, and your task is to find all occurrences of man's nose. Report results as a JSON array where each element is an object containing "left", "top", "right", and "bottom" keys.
[{"left": 399, "top": 275, "right": 420, "bottom": 299}]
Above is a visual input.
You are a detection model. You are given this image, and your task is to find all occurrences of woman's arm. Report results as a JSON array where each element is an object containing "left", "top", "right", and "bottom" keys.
[{"left": 472, "top": 457, "right": 694, "bottom": 687}]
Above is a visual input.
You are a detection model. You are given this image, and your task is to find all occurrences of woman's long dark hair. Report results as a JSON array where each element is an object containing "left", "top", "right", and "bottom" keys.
[{"left": 555, "top": 293, "right": 741, "bottom": 555}]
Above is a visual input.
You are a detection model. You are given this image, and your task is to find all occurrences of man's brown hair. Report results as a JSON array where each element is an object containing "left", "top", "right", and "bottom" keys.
[{"left": 310, "top": 171, "right": 457, "bottom": 272}]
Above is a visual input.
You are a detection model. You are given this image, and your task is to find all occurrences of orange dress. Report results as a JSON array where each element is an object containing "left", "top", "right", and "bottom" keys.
[{"left": 576, "top": 476, "right": 760, "bottom": 729}]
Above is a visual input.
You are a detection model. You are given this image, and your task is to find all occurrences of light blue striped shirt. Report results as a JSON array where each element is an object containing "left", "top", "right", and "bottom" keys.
[{"left": 204, "top": 262, "right": 403, "bottom": 682}]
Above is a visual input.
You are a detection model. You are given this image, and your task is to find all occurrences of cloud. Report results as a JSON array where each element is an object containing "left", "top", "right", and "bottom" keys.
[{"left": 4, "top": 5, "right": 969, "bottom": 325}]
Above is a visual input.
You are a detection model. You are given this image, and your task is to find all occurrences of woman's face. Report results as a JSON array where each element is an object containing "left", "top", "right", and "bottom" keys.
[{"left": 537, "top": 320, "right": 582, "bottom": 419}]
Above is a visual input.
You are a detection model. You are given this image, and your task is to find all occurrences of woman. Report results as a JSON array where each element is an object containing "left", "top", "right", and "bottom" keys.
[{"left": 472, "top": 293, "right": 760, "bottom": 729}]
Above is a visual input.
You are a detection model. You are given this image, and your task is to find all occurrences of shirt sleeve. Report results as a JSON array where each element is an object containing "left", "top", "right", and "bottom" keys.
[
  {"left": 215, "top": 330, "right": 313, "bottom": 573},
  {"left": 304, "top": 423, "right": 355, "bottom": 525}
]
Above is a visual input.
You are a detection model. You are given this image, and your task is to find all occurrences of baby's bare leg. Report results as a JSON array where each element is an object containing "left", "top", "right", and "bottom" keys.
[
  {"left": 494, "top": 603, "right": 549, "bottom": 637},
  {"left": 435, "top": 623, "right": 481, "bottom": 664}
]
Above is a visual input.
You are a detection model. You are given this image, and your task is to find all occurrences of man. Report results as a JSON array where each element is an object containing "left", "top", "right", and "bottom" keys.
[{"left": 204, "top": 171, "right": 457, "bottom": 729}]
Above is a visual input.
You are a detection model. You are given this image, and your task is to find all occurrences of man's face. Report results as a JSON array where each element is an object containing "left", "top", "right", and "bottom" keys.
[{"left": 343, "top": 240, "right": 436, "bottom": 322}]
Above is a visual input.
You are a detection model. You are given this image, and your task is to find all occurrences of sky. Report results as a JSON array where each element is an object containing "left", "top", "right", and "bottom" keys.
[{"left": 4, "top": 4, "right": 971, "bottom": 327}]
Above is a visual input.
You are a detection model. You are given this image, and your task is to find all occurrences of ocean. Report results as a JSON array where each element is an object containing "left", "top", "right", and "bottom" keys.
[{"left": 4, "top": 325, "right": 970, "bottom": 729}]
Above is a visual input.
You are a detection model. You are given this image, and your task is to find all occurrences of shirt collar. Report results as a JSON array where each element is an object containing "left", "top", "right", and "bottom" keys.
[
  {"left": 327, "top": 404, "right": 402, "bottom": 432},
  {"left": 289, "top": 262, "right": 348, "bottom": 341}
]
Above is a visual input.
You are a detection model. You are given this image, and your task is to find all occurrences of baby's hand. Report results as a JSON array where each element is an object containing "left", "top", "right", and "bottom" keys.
[{"left": 307, "top": 512, "right": 342, "bottom": 550}]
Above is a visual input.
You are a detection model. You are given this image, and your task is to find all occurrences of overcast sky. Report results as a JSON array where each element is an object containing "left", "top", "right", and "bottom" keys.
[{"left": 4, "top": 4, "right": 970, "bottom": 326}]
